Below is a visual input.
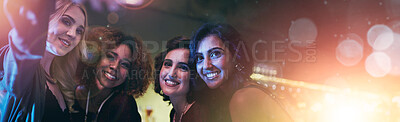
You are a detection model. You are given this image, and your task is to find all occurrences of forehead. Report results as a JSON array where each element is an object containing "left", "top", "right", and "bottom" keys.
[
  {"left": 165, "top": 48, "right": 189, "bottom": 63},
  {"left": 111, "top": 44, "right": 132, "bottom": 58},
  {"left": 197, "top": 35, "right": 226, "bottom": 53},
  {"left": 64, "top": 5, "right": 85, "bottom": 26}
]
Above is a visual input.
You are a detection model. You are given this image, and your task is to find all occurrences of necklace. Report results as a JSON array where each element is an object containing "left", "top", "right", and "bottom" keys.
[{"left": 175, "top": 103, "right": 188, "bottom": 122}]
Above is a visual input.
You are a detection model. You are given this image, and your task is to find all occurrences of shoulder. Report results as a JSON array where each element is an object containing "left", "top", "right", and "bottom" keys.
[
  {"left": 230, "top": 87, "right": 268, "bottom": 106},
  {"left": 230, "top": 87, "right": 292, "bottom": 121}
]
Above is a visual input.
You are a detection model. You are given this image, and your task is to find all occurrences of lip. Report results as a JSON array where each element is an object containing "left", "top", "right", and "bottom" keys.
[
  {"left": 58, "top": 37, "right": 71, "bottom": 48},
  {"left": 164, "top": 78, "right": 180, "bottom": 87},
  {"left": 103, "top": 70, "right": 118, "bottom": 81},
  {"left": 203, "top": 71, "right": 221, "bottom": 80}
]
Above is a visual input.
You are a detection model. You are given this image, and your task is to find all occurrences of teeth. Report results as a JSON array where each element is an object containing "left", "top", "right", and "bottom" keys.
[
  {"left": 105, "top": 72, "right": 116, "bottom": 79},
  {"left": 60, "top": 39, "right": 70, "bottom": 46},
  {"left": 166, "top": 80, "right": 178, "bottom": 85},
  {"left": 206, "top": 72, "right": 217, "bottom": 78}
]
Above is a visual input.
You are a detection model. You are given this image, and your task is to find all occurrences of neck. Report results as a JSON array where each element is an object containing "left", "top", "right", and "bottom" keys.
[
  {"left": 170, "top": 95, "right": 188, "bottom": 116},
  {"left": 40, "top": 51, "right": 55, "bottom": 74},
  {"left": 92, "top": 79, "right": 113, "bottom": 102}
]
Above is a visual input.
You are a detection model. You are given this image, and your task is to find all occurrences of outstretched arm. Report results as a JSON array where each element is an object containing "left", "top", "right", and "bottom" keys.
[{"left": 2, "top": 0, "right": 54, "bottom": 97}]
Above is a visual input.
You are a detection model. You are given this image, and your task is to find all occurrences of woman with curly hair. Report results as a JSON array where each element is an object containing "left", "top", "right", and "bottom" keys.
[{"left": 72, "top": 26, "right": 153, "bottom": 122}]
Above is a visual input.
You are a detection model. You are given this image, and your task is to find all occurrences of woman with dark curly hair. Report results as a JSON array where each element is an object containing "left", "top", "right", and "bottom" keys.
[
  {"left": 190, "top": 23, "right": 293, "bottom": 121},
  {"left": 154, "top": 36, "right": 206, "bottom": 122},
  {"left": 72, "top": 26, "right": 153, "bottom": 122}
]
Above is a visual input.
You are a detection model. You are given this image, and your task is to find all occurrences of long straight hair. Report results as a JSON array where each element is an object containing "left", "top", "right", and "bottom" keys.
[{"left": 48, "top": 0, "right": 89, "bottom": 111}]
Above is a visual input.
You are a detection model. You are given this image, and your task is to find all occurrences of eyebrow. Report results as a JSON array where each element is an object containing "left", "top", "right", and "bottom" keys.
[
  {"left": 63, "top": 15, "right": 76, "bottom": 24},
  {"left": 206, "top": 47, "right": 225, "bottom": 54},
  {"left": 109, "top": 51, "right": 132, "bottom": 63},
  {"left": 63, "top": 14, "right": 85, "bottom": 29},
  {"left": 178, "top": 62, "right": 189, "bottom": 66}
]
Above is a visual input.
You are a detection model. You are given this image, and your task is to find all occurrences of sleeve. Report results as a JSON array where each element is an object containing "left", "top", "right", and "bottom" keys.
[{"left": 1, "top": 0, "right": 55, "bottom": 97}]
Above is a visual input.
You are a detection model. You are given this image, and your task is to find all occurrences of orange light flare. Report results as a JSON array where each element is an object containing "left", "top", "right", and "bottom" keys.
[{"left": 251, "top": 73, "right": 400, "bottom": 121}]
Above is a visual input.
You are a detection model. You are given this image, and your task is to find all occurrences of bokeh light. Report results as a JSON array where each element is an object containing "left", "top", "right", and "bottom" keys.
[
  {"left": 336, "top": 39, "right": 363, "bottom": 66},
  {"left": 367, "top": 24, "right": 393, "bottom": 48},
  {"left": 116, "top": 0, "right": 154, "bottom": 10},
  {"left": 365, "top": 52, "right": 392, "bottom": 77},
  {"left": 289, "top": 17, "right": 318, "bottom": 47}
]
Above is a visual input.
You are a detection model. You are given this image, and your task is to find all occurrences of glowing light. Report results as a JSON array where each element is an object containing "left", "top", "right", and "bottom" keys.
[
  {"left": 365, "top": 52, "right": 392, "bottom": 77},
  {"left": 336, "top": 39, "right": 363, "bottom": 66},
  {"left": 381, "top": 33, "right": 400, "bottom": 76},
  {"left": 367, "top": 24, "right": 393, "bottom": 48},
  {"left": 117, "top": 0, "right": 154, "bottom": 10},
  {"left": 289, "top": 17, "right": 318, "bottom": 47},
  {"left": 373, "top": 32, "right": 394, "bottom": 50},
  {"left": 125, "top": 0, "right": 144, "bottom": 5}
]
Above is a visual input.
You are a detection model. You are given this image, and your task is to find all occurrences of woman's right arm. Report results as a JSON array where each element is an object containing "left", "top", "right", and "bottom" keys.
[{"left": 1, "top": 0, "right": 54, "bottom": 97}]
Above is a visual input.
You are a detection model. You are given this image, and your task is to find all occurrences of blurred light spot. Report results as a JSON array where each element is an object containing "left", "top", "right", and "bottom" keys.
[
  {"left": 107, "top": 12, "right": 119, "bottom": 24},
  {"left": 365, "top": 52, "right": 392, "bottom": 77},
  {"left": 367, "top": 24, "right": 393, "bottom": 48},
  {"left": 382, "top": 33, "right": 400, "bottom": 75},
  {"left": 373, "top": 32, "right": 394, "bottom": 50},
  {"left": 117, "top": 0, "right": 154, "bottom": 10},
  {"left": 289, "top": 17, "right": 318, "bottom": 47},
  {"left": 125, "top": 0, "right": 144, "bottom": 5},
  {"left": 336, "top": 39, "right": 363, "bottom": 66},
  {"left": 311, "top": 103, "right": 322, "bottom": 112}
]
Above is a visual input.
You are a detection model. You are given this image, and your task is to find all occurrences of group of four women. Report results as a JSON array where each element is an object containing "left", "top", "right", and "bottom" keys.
[{"left": 0, "top": 0, "right": 293, "bottom": 121}]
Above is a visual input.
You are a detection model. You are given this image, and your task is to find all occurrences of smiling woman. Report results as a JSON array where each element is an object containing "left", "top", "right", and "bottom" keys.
[
  {"left": 72, "top": 26, "right": 153, "bottom": 122},
  {"left": 0, "top": 0, "right": 88, "bottom": 121}
]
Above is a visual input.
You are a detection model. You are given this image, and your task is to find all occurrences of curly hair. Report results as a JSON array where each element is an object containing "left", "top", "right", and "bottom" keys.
[
  {"left": 154, "top": 36, "right": 197, "bottom": 103},
  {"left": 77, "top": 26, "right": 153, "bottom": 98}
]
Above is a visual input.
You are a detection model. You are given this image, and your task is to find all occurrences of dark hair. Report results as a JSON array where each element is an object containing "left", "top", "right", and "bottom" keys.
[
  {"left": 189, "top": 23, "right": 254, "bottom": 91},
  {"left": 77, "top": 26, "right": 153, "bottom": 98},
  {"left": 154, "top": 36, "right": 197, "bottom": 104}
]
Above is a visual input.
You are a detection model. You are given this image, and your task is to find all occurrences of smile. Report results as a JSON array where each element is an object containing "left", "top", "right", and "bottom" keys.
[
  {"left": 204, "top": 71, "right": 220, "bottom": 80},
  {"left": 59, "top": 37, "right": 71, "bottom": 47},
  {"left": 103, "top": 71, "right": 117, "bottom": 81},
  {"left": 164, "top": 79, "right": 180, "bottom": 87}
]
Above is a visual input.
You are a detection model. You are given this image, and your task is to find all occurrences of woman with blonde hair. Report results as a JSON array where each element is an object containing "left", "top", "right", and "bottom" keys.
[{"left": 0, "top": 0, "right": 88, "bottom": 121}]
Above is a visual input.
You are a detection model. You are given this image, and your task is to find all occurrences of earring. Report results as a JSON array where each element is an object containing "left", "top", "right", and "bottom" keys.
[{"left": 235, "top": 63, "right": 244, "bottom": 72}]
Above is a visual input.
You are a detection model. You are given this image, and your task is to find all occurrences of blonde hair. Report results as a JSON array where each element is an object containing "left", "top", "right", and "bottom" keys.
[{"left": 48, "top": 0, "right": 89, "bottom": 112}]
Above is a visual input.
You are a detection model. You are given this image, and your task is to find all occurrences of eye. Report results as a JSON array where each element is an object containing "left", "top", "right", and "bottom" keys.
[
  {"left": 163, "top": 61, "right": 172, "bottom": 67},
  {"left": 76, "top": 28, "right": 84, "bottom": 35},
  {"left": 61, "top": 18, "right": 71, "bottom": 26},
  {"left": 196, "top": 54, "right": 204, "bottom": 64},
  {"left": 178, "top": 64, "right": 189, "bottom": 72},
  {"left": 106, "top": 53, "right": 115, "bottom": 61},
  {"left": 120, "top": 62, "right": 131, "bottom": 69},
  {"left": 210, "top": 50, "right": 222, "bottom": 59}
]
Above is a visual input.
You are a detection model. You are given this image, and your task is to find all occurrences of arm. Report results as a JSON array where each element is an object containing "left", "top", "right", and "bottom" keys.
[
  {"left": 1, "top": 0, "right": 54, "bottom": 96},
  {"left": 230, "top": 87, "right": 292, "bottom": 122}
]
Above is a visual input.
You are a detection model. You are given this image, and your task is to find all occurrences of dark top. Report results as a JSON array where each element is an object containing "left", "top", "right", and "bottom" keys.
[
  {"left": 169, "top": 101, "right": 206, "bottom": 122},
  {"left": 71, "top": 92, "right": 141, "bottom": 122},
  {"left": 42, "top": 86, "right": 70, "bottom": 122}
]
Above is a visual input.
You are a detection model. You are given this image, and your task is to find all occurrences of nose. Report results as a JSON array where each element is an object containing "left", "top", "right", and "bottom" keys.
[
  {"left": 66, "top": 27, "right": 76, "bottom": 39},
  {"left": 203, "top": 57, "right": 213, "bottom": 70},
  {"left": 109, "top": 61, "right": 118, "bottom": 70},
  {"left": 167, "top": 66, "right": 178, "bottom": 78}
]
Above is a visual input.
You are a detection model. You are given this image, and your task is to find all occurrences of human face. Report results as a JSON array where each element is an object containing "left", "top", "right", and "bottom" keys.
[
  {"left": 96, "top": 44, "right": 132, "bottom": 89},
  {"left": 195, "top": 35, "right": 232, "bottom": 89},
  {"left": 159, "top": 48, "right": 190, "bottom": 97},
  {"left": 46, "top": 5, "right": 85, "bottom": 56}
]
